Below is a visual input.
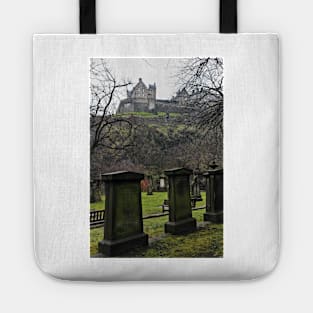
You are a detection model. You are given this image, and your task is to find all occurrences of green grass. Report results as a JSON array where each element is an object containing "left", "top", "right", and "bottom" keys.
[
  {"left": 141, "top": 192, "right": 168, "bottom": 215},
  {"left": 90, "top": 191, "right": 223, "bottom": 257},
  {"left": 90, "top": 192, "right": 206, "bottom": 214},
  {"left": 90, "top": 195, "right": 105, "bottom": 211},
  {"left": 123, "top": 223, "right": 223, "bottom": 258}
]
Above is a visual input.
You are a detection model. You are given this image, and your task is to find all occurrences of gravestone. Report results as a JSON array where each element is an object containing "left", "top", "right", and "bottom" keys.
[
  {"left": 203, "top": 169, "right": 223, "bottom": 223},
  {"left": 164, "top": 168, "right": 197, "bottom": 234},
  {"left": 191, "top": 169, "right": 202, "bottom": 207},
  {"left": 90, "top": 179, "right": 101, "bottom": 203},
  {"left": 159, "top": 174, "right": 167, "bottom": 192},
  {"left": 98, "top": 171, "right": 148, "bottom": 256},
  {"left": 147, "top": 175, "right": 153, "bottom": 195}
]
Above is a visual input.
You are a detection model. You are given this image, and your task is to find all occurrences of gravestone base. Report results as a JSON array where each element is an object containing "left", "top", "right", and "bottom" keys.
[
  {"left": 98, "top": 233, "right": 148, "bottom": 257},
  {"left": 204, "top": 211, "right": 223, "bottom": 224},
  {"left": 165, "top": 217, "right": 197, "bottom": 235}
]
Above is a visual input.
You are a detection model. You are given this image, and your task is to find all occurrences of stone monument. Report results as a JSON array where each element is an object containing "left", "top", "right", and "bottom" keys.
[
  {"left": 90, "top": 179, "right": 102, "bottom": 203},
  {"left": 191, "top": 168, "right": 202, "bottom": 207},
  {"left": 164, "top": 168, "right": 197, "bottom": 234},
  {"left": 147, "top": 175, "right": 153, "bottom": 196},
  {"left": 159, "top": 174, "right": 167, "bottom": 192},
  {"left": 203, "top": 168, "right": 223, "bottom": 223},
  {"left": 98, "top": 171, "right": 148, "bottom": 256}
]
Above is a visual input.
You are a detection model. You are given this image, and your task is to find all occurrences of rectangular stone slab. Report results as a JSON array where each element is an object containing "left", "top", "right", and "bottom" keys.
[
  {"left": 203, "top": 169, "right": 223, "bottom": 223},
  {"left": 111, "top": 181, "right": 142, "bottom": 239},
  {"left": 169, "top": 175, "right": 192, "bottom": 221},
  {"left": 164, "top": 167, "right": 197, "bottom": 234},
  {"left": 99, "top": 171, "right": 148, "bottom": 256},
  {"left": 98, "top": 233, "right": 148, "bottom": 257},
  {"left": 165, "top": 217, "right": 197, "bottom": 235}
]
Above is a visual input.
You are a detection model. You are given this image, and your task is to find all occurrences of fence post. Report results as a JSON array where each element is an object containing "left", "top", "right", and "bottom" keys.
[
  {"left": 203, "top": 169, "right": 223, "bottom": 223},
  {"left": 98, "top": 171, "right": 148, "bottom": 256},
  {"left": 164, "top": 168, "right": 197, "bottom": 234}
]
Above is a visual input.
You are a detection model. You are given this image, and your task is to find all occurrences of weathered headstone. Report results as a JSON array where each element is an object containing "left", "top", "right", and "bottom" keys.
[
  {"left": 203, "top": 169, "right": 223, "bottom": 223},
  {"left": 159, "top": 174, "right": 167, "bottom": 192},
  {"left": 164, "top": 168, "right": 197, "bottom": 234},
  {"left": 90, "top": 179, "right": 102, "bottom": 203},
  {"left": 98, "top": 171, "right": 148, "bottom": 256},
  {"left": 147, "top": 175, "right": 153, "bottom": 195},
  {"left": 191, "top": 169, "right": 202, "bottom": 207}
]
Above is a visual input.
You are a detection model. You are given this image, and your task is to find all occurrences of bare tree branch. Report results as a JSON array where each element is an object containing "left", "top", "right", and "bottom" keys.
[
  {"left": 176, "top": 58, "right": 224, "bottom": 133},
  {"left": 90, "top": 59, "right": 133, "bottom": 154}
]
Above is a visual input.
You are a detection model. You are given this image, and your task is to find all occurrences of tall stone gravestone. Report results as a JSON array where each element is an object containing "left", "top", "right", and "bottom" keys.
[
  {"left": 191, "top": 169, "right": 202, "bottom": 207},
  {"left": 164, "top": 168, "right": 197, "bottom": 234},
  {"left": 147, "top": 175, "right": 153, "bottom": 196},
  {"left": 159, "top": 174, "right": 167, "bottom": 192},
  {"left": 90, "top": 179, "right": 102, "bottom": 203},
  {"left": 203, "top": 169, "right": 223, "bottom": 223},
  {"left": 98, "top": 171, "right": 148, "bottom": 256}
]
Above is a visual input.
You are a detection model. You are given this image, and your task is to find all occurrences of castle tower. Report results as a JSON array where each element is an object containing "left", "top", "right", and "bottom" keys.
[{"left": 117, "top": 79, "right": 160, "bottom": 113}]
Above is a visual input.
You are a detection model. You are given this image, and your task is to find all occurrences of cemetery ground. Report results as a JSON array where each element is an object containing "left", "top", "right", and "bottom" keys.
[{"left": 90, "top": 192, "right": 223, "bottom": 258}]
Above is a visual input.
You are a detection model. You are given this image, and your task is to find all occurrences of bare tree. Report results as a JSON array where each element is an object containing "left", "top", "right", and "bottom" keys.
[
  {"left": 177, "top": 57, "right": 224, "bottom": 133},
  {"left": 90, "top": 59, "right": 133, "bottom": 154}
]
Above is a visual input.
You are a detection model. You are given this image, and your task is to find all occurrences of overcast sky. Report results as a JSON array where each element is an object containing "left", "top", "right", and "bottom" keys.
[{"left": 100, "top": 58, "right": 187, "bottom": 99}]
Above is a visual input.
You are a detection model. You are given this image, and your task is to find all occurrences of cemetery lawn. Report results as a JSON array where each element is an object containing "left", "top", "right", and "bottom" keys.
[{"left": 90, "top": 192, "right": 223, "bottom": 258}]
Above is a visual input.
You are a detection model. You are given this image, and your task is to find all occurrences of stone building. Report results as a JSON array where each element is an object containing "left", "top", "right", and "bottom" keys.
[{"left": 117, "top": 78, "right": 189, "bottom": 114}]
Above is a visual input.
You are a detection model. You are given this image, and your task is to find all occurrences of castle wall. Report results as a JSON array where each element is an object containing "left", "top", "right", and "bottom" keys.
[
  {"left": 118, "top": 102, "right": 134, "bottom": 113},
  {"left": 118, "top": 100, "right": 188, "bottom": 114},
  {"left": 134, "top": 102, "right": 150, "bottom": 112},
  {"left": 156, "top": 100, "right": 187, "bottom": 114}
]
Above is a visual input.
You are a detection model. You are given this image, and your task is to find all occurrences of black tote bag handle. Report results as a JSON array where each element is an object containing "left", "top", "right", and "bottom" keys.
[
  {"left": 220, "top": 0, "right": 237, "bottom": 33},
  {"left": 80, "top": 0, "right": 237, "bottom": 34},
  {"left": 80, "top": 0, "right": 96, "bottom": 34}
]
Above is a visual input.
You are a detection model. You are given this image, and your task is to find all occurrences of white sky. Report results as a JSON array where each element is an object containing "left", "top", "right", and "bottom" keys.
[{"left": 101, "top": 58, "right": 187, "bottom": 99}]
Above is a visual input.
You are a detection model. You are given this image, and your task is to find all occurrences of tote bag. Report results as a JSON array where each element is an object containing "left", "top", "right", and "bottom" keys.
[{"left": 33, "top": 0, "right": 280, "bottom": 281}]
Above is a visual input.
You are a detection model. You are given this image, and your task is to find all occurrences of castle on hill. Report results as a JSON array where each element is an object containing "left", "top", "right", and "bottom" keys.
[{"left": 117, "top": 78, "right": 189, "bottom": 114}]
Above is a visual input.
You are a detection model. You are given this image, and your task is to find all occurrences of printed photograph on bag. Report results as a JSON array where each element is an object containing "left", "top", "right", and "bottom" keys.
[{"left": 89, "top": 58, "right": 223, "bottom": 258}]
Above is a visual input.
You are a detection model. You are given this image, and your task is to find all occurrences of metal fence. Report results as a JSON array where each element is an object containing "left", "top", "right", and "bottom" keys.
[{"left": 90, "top": 206, "right": 205, "bottom": 229}]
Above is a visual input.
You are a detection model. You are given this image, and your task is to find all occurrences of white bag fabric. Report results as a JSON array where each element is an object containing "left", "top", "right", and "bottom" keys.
[{"left": 33, "top": 33, "right": 280, "bottom": 281}]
